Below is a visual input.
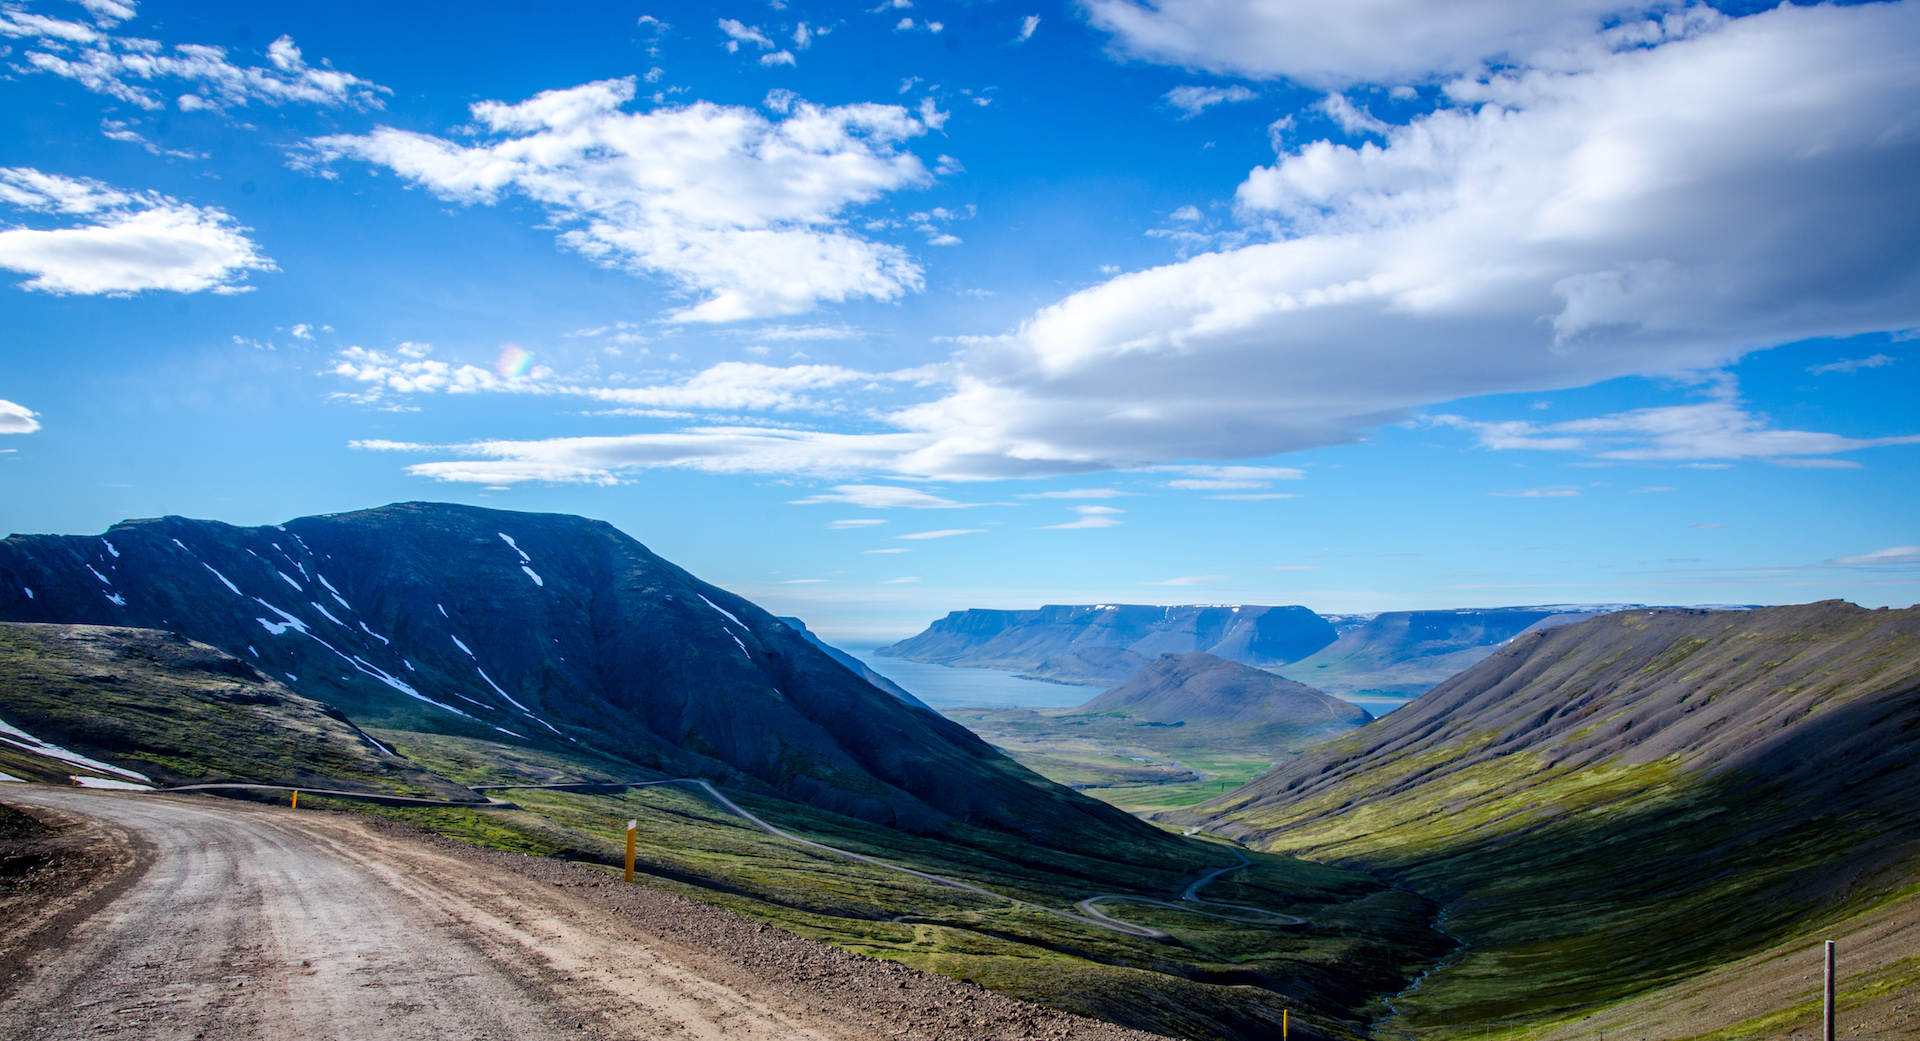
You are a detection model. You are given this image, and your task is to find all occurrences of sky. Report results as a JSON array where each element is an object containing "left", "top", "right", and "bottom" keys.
[{"left": 2, "top": 0, "right": 1917, "bottom": 643}]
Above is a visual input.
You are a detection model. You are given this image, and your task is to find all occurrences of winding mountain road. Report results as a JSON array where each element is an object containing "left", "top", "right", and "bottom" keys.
[{"left": 0, "top": 787, "right": 1166, "bottom": 1041}]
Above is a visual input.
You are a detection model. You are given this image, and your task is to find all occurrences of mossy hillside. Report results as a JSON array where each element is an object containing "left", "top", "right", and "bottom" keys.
[
  {"left": 0, "top": 623, "right": 465, "bottom": 797},
  {"left": 1178, "top": 602, "right": 1920, "bottom": 1035}
]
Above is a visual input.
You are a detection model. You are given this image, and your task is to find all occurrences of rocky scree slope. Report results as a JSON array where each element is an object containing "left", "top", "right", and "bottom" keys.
[
  {"left": 0, "top": 503, "right": 1158, "bottom": 848},
  {"left": 1171, "top": 601, "right": 1920, "bottom": 1027},
  {"left": 878, "top": 604, "right": 1337, "bottom": 685}
]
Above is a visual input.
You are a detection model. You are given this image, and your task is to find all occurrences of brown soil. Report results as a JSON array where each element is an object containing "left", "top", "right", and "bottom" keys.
[{"left": 0, "top": 798, "right": 145, "bottom": 996}]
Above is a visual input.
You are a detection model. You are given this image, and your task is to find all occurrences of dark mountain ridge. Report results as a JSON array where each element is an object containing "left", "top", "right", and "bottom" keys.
[
  {"left": 877, "top": 603, "right": 1338, "bottom": 684},
  {"left": 0, "top": 503, "right": 1158, "bottom": 847}
]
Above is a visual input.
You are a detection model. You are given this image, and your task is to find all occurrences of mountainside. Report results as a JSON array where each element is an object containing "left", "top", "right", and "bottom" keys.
[
  {"left": 777, "top": 616, "right": 929, "bottom": 709},
  {"left": 877, "top": 604, "right": 1338, "bottom": 684},
  {"left": 0, "top": 622, "right": 469, "bottom": 797},
  {"left": 1080, "top": 653, "right": 1370, "bottom": 728},
  {"left": 1171, "top": 601, "right": 1920, "bottom": 1030},
  {"left": 1275, "top": 606, "right": 1619, "bottom": 697},
  {"left": 0, "top": 503, "right": 1156, "bottom": 846}
]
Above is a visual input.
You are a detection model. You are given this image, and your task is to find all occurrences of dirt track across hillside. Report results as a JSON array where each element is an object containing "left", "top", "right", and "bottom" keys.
[{"left": 0, "top": 787, "right": 1169, "bottom": 1041}]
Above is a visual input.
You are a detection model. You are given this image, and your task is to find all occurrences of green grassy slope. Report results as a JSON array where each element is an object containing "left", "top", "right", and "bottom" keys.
[{"left": 1172, "top": 602, "right": 1920, "bottom": 1035}]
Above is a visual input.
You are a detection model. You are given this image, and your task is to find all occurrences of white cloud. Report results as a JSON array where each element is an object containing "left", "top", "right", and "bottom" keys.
[
  {"left": 1015, "top": 14, "right": 1040, "bottom": 43},
  {"left": 0, "top": 399, "right": 41, "bottom": 434},
  {"left": 1433, "top": 377, "right": 1920, "bottom": 463},
  {"left": 304, "top": 79, "right": 940, "bottom": 322},
  {"left": 0, "top": 168, "right": 273, "bottom": 295},
  {"left": 791, "top": 484, "right": 969, "bottom": 508},
  {"left": 1832, "top": 546, "right": 1920, "bottom": 566},
  {"left": 826, "top": 518, "right": 887, "bottom": 528},
  {"left": 882, "top": 576, "right": 921, "bottom": 583},
  {"left": 864, "top": 547, "right": 911, "bottom": 554},
  {"left": 1487, "top": 486, "right": 1580, "bottom": 498},
  {"left": 1164, "top": 84, "right": 1256, "bottom": 118},
  {"left": 895, "top": 528, "right": 985, "bottom": 540},
  {"left": 760, "top": 50, "right": 797, "bottom": 67},
  {"left": 1209, "top": 492, "right": 1298, "bottom": 500},
  {"left": 1808, "top": 354, "right": 1895, "bottom": 376},
  {"left": 719, "top": 19, "right": 775, "bottom": 51},
  {"left": 1083, "top": 0, "right": 1683, "bottom": 89},
  {"left": 1138, "top": 574, "right": 1228, "bottom": 586},
  {"left": 12, "top": 13, "right": 387, "bottom": 112},
  {"left": 363, "top": 5, "right": 1920, "bottom": 489},
  {"left": 1040, "top": 504, "right": 1124, "bottom": 529},
  {"left": 1016, "top": 488, "right": 1133, "bottom": 499}
]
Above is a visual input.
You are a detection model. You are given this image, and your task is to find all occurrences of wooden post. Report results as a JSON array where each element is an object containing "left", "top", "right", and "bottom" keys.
[
  {"left": 1824, "top": 940, "right": 1835, "bottom": 1041},
  {"left": 624, "top": 819, "right": 638, "bottom": 883}
]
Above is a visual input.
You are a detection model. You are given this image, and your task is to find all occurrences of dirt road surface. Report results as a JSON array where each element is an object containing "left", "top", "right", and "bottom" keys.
[{"left": 0, "top": 787, "right": 1169, "bottom": 1041}]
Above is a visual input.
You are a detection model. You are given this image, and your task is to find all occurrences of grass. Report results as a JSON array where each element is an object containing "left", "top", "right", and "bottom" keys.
[{"left": 328, "top": 728, "right": 1452, "bottom": 1041}]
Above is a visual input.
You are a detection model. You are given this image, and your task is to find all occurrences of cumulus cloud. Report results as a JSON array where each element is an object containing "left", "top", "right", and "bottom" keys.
[
  {"left": 0, "top": 168, "right": 273, "bottom": 295},
  {"left": 1433, "top": 377, "right": 1920, "bottom": 464},
  {"left": 303, "top": 79, "right": 939, "bottom": 322},
  {"left": 5, "top": 7, "right": 387, "bottom": 112},
  {"left": 1083, "top": 0, "right": 1677, "bottom": 88},
  {"left": 1015, "top": 14, "right": 1040, "bottom": 43},
  {"left": 363, "top": 4, "right": 1920, "bottom": 488},
  {"left": 0, "top": 399, "right": 41, "bottom": 433},
  {"left": 1164, "top": 84, "right": 1256, "bottom": 118}
]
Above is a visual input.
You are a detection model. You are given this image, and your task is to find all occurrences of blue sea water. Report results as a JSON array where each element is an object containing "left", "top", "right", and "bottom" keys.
[{"left": 847, "top": 650, "right": 1418, "bottom": 715}]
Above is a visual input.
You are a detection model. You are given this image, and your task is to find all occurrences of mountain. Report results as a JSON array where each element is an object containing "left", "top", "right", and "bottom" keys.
[
  {"left": 1169, "top": 601, "right": 1920, "bottom": 1030},
  {"left": 776, "top": 616, "right": 930, "bottom": 709},
  {"left": 877, "top": 604, "right": 1338, "bottom": 685},
  {"left": 1275, "top": 606, "right": 1624, "bottom": 697},
  {"left": 1079, "top": 653, "right": 1371, "bottom": 729},
  {"left": 0, "top": 622, "right": 470, "bottom": 798},
  {"left": 0, "top": 503, "right": 1159, "bottom": 847}
]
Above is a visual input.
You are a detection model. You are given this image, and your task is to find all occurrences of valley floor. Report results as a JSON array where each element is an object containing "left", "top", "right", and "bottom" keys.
[{"left": 0, "top": 787, "right": 1168, "bottom": 1041}]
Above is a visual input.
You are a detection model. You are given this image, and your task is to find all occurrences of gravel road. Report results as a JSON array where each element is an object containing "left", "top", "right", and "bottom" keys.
[{"left": 0, "top": 787, "right": 1170, "bottom": 1041}]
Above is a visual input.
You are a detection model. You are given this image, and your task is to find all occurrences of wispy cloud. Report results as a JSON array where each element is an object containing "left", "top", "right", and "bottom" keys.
[
  {"left": 1137, "top": 574, "right": 1228, "bottom": 586},
  {"left": 895, "top": 528, "right": 985, "bottom": 540},
  {"left": 1808, "top": 353, "right": 1895, "bottom": 375},
  {"left": 1039, "top": 505, "right": 1124, "bottom": 529},
  {"left": 1488, "top": 486, "right": 1580, "bottom": 498},
  {"left": 792, "top": 485, "right": 970, "bottom": 509},
  {"left": 826, "top": 518, "right": 887, "bottom": 529},
  {"left": 1164, "top": 85, "right": 1256, "bottom": 118},
  {"left": 1830, "top": 545, "right": 1920, "bottom": 566}
]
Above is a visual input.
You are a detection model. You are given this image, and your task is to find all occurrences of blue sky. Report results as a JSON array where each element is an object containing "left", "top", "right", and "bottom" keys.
[{"left": 2, "top": 0, "right": 1916, "bottom": 641}]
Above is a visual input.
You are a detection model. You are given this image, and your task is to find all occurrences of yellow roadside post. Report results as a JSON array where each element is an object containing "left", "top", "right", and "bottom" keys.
[
  {"left": 291, "top": 791, "right": 298, "bottom": 809},
  {"left": 1282, "top": 1009, "right": 1288, "bottom": 1039},
  {"left": 625, "top": 819, "right": 638, "bottom": 883}
]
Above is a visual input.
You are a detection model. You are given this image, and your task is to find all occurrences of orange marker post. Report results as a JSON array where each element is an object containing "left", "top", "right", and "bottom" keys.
[
  {"left": 624, "top": 819, "right": 638, "bottom": 883},
  {"left": 291, "top": 791, "right": 298, "bottom": 809}
]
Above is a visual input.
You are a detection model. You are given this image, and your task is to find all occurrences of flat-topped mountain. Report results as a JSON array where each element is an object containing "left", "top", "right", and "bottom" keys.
[
  {"left": 1275, "top": 606, "right": 1616, "bottom": 697},
  {"left": 877, "top": 604, "right": 1338, "bottom": 685},
  {"left": 0, "top": 503, "right": 1157, "bottom": 846},
  {"left": 1080, "top": 652, "right": 1370, "bottom": 729},
  {"left": 1171, "top": 601, "right": 1920, "bottom": 1029}
]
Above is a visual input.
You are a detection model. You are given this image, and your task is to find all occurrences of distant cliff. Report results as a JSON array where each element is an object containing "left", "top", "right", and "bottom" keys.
[
  {"left": 877, "top": 604, "right": 1337, "bottom": 685},
  {"left": 1276, "top": 606, "right": 1614, "bottom": 696}
]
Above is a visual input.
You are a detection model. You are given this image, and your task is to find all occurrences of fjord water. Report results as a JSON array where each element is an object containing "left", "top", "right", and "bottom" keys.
[{"left": 852, "top": 648, "right": 1415, "bottom": 714}]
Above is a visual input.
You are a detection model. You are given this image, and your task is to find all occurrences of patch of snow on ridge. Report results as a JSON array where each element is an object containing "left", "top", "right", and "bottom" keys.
[
  {"left": 521, "top": 565, "right": 544, "bottom": 587},
  {"left": 21, "top": 588, "right": 33, "bottom": 599},
  {"left": 0, "top": 770, "right": 23, "bottom": 782},
  {"left": 202, "top": 564, "right": 241, "bottom": 595},
  {"left": 0, "top": 713, "right": 152, "bottom": 781},
  {"left": 86, "top": 564, "right": 111, "bottom": 584},
  {"left": 730, "top": 633, "right": 749, "bottom": 656},
  {"left": 475, "top": 668, "right": 529, "bottom": 711},
  {"left": 253, "top": 599, "right": 310, "bottom": 635},
  {"left": 171, "top": 538, "right": 194, "bottom": 554},
  {"left": 492, "top": 726, "right": 526, "bottom": 739},
  {"left": 317, "top": 574, "right": 353, "bottom": 611},
  {"left": 498, "top": 532, "right": 530, "bottom": 562},
  {"left": 698, "top": 594, "right": 746, "bottom": 628},
  {"left": 438, "top": 603, "right": 448, "bottom": 618},
  {"left": 105, "top": 592, "right": 126, "bottom": 606},
  {"left": 309, "top": 601, "right": 346, "bottom": 627},
  {"left": 277, "top": 571, "right": 303, "bottom": 591},
  {"left": 358, "top": 621, "right": 389, "bottom": 645},
  {"left": 101, "top": 539, "right": 119, "bottom": 558},
  {"left": 347, "top": 655, "right": 473, "bottom": 719},
  {"left": 72, "top": 776, "right": 154, "bottom": 790},
  {"left": 451, "top": 635, "right": 474, "bottom": 657}
]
